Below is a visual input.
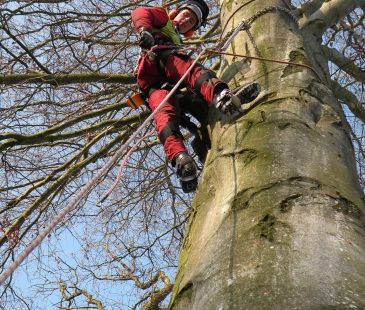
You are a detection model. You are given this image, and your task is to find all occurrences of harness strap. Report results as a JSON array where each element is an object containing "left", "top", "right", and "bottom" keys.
[
  {"left": 154, "top": 49, "right": 217, "bottom": 95},
  {"left": 146, "top": 81, "right": 177, "bottom": 99},
  {"left": 180, "top": 114, "right": 199, "bottom": 134},
  {"left": 157, "top": 49, "right": 174, "bottom": 67}
]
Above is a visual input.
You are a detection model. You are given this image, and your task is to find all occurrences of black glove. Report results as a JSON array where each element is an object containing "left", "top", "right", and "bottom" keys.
[{"left": 138, "top": 28, "right": 154, "bottom": 49}]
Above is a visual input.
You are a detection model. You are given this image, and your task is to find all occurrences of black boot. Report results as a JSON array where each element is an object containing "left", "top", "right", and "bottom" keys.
[
  {"left": 235, "top": 82, "right": 261, "bottom": 104},
  {"left": 212, "top": 88, "right": 242, "bottom": 116},
  {"left": 173, "top": 152, "right": 198, "bottom": 193}
]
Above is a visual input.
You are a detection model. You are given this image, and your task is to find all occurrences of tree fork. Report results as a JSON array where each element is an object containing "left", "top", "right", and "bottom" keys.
[{"left": 169, "top": 0, "right": 365, "bottom": 309}]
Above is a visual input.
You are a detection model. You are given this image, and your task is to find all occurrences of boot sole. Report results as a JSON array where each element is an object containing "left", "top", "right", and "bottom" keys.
[
  {"left": 181, "top": 178, "right": 198, "bottom": 193},
  {"left": 234, "top": 82, "right": 261, "bottom": 105}
]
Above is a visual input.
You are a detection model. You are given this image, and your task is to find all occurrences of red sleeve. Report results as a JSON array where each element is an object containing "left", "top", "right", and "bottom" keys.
[{"left": 131, "top": 7, "right": 169, "bottom": 31}]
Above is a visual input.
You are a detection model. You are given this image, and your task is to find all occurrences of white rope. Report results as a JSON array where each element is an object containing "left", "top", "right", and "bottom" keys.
[{"left": 0, "top": 48, "right": 207, "bottom": 285}]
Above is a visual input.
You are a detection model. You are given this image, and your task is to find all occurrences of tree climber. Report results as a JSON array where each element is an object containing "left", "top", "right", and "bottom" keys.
[{"left": 131, "top": 0, "right": 260, "bottom": 193}]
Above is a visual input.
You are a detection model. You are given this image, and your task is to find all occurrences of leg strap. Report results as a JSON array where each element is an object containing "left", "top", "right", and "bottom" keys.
[
  {"left": 156, "top": 49, "right": 175, "bottom": 73},
  {"left": 158, "top": 122, "right": 183, "bottom": 145}
]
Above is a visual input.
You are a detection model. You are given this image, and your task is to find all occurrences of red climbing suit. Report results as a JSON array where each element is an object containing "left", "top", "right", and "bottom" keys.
[{"left": 131, "top": 7, "right": 225, "bottom": 161}]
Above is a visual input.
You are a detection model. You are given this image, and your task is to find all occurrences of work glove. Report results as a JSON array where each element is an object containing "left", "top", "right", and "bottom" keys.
[{"left": 138, "top": 28, "right": 154, "bottom": 49}]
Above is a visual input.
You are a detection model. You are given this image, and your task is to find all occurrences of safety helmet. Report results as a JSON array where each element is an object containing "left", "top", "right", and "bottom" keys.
[{"left": 177, "top": 0, "right": 210, "bottom": 29}]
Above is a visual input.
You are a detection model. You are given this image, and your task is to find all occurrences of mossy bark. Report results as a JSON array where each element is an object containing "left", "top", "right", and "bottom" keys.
[{"left": 169, "top": 0, "right": 365, "bottom": 309}]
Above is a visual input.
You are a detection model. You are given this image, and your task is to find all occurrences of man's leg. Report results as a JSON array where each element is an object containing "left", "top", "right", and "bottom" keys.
[
  {"left": 164, "top": 53, "right": 260, "bottom": 116},
  {"left": 148, "top": 89, "right": 198, "bottom": 193}
]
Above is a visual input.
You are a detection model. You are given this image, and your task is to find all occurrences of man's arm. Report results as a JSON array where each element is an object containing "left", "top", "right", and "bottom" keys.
[{"left": 131, "top": 7, "right": 169, "bottom": 31}]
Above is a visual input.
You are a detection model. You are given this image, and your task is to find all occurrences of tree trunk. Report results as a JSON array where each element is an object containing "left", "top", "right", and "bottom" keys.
[{"left": 169, "top": 0, "right": 365, "bottom": 309}]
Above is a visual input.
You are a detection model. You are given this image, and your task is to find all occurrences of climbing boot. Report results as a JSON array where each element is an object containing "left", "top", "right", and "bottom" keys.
[
  {"left": 235, "top": 82, "right": 261, "bottom": 105},
  {"left": 173, "top": 152, "right": 198, "bottom": 193},
  {"left": 212, "top": 88, "right": 242, "bottom": 116}
]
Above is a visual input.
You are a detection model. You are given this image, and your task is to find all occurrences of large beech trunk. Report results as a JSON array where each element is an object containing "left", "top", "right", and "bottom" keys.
[{"left": 169, "top": 0, "right": 365, "bottom": 309}]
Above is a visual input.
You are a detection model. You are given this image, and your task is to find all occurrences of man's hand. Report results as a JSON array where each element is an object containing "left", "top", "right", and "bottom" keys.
[{"left": 138, "top": 28, "right": 154, "bottom": 49}]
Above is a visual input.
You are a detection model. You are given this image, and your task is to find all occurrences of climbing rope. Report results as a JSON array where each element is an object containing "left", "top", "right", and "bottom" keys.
[
  {"left": 214, "top": 5, "right": 321, "bottom": 80},
  {"left": 0, "top": 49, "right": 207, "bottom": 285},
  {"left": 205, "top": 49, "right": 322, "bottom": 80},
  {"left": 99, "top": 129, "right": 154, "bottom": 204}
]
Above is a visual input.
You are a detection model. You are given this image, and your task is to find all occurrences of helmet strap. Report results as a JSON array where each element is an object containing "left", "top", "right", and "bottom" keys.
[{"left": 183, "top": 30, "right": 194, "bottom": 37}]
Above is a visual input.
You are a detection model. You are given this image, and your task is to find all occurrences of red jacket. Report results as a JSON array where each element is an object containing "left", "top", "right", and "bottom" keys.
[{"left": 131, "top": 7, "right": 182, "bottom": 45}]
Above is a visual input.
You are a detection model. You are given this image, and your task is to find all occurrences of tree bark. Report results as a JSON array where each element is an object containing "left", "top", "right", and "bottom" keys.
[{"left": 169, "top": 0, "right": 365, "bottom": 309}]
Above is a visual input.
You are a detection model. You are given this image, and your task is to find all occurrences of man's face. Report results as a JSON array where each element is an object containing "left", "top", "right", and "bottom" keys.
[{"left": 173, "top": 9, "right": 198, "bottom": 34}]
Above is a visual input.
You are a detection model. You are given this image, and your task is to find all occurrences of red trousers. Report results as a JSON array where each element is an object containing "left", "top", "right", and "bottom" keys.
[{"left": 137, "top": 48, "right": 223, "bottom": 161}]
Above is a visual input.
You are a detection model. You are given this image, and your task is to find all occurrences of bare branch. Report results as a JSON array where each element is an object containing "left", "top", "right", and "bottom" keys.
[
  {"left": 296, "top": 0, "right": 325, "bottom": 18},
  {"left": 105, "top": 241, "right": 173, "bottom": 309},
  {"left": 322, "top": 45, "right": 365, "bottom": 83},
  {"left": 59, "top": 280, "right": 105, "bottom": 310},
  {"left": 300, "top": 0, "right": 364, "bottom": 36},
  {"left": 331, "top": 80, "right": 365, "bottom": 123},
  {"left": 0, "top": 73, "right": 135, "bottom": 85}
]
